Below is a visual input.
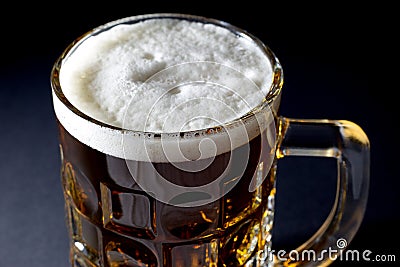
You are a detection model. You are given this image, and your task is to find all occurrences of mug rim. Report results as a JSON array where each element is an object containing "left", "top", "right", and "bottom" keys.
[{"left": 50, "top": 13, "right": 284, "bottom": 138}]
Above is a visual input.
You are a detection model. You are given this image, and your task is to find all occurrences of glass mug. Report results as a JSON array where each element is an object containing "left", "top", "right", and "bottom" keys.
[{"left": 50, "top": 14, "right": 370, "bottom": 267}]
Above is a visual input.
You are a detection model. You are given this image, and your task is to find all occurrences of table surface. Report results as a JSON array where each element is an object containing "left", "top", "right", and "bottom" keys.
[{"left": 0, "top": 4, "right": 396, "bottom": 267}]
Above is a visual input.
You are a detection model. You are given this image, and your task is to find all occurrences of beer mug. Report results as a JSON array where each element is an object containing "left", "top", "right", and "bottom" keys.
[{"left": 50, "top": 13, "right": 370, "bottom": 266}]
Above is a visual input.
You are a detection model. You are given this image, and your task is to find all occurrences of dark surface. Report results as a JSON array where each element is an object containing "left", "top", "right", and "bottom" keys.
[{"left": 0, "top": 2, "right": 394, "bottom": 267}]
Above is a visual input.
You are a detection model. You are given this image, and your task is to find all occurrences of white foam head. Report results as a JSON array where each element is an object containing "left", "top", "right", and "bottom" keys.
[{"left": 53, "top": 15, "right": 278, "bottom": 162}]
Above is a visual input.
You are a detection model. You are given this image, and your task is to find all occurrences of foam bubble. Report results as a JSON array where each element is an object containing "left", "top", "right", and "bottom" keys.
[{"left": 54, "top": 17, "right": 276, "bottom": 161}]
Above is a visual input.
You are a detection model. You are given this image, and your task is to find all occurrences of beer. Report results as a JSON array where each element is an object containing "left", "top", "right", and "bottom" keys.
[
  {"left": 52, "top": 14, "right": 279, "bottom": 267},
  {"left": 58, "top": 119, "right": 276, "bottom": 267}
]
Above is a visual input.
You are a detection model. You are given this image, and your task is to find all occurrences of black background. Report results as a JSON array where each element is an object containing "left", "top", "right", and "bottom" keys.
[{"left": 0, "top": 2, "right": 395, "bottom": 266}]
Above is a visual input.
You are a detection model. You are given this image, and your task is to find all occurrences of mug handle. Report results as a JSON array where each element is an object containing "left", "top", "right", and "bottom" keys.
[{"left": 273, "top": 117, "right": 370, "bottom": 266}]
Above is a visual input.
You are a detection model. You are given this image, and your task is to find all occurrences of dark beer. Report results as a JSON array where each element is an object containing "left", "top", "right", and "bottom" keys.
[{"left": 58, "top": 119, "right": 276, "bottom": 267}]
